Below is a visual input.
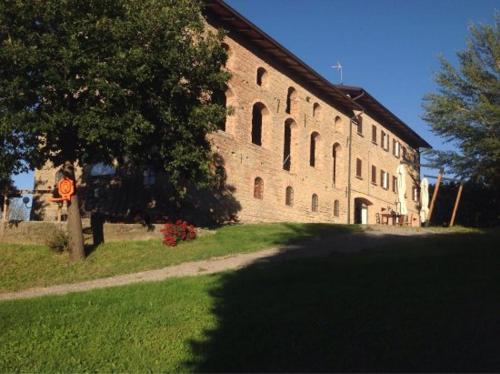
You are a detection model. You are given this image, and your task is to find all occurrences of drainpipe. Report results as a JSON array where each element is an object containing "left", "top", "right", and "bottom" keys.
[{"left": 346, "top": 91, "right": 365, "bottom": 224}]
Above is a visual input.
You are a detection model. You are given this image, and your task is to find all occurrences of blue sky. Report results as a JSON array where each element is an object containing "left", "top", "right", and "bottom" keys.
[{"left": 11, "top": 0, "right": 497, "bottom": 189}]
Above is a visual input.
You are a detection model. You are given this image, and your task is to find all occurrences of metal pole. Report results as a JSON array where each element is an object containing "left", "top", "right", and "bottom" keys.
[
  {"left": 426, "top": 169, "right": 443, "bottom": 227},
  {"left": 449, "top": 183, "right": 464, "bottom": 227}
]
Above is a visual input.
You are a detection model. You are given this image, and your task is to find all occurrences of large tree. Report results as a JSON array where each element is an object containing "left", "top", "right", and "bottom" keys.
[
  {"left": 423, "top": 14, "right": 499, "bottom": 185},
  {"left": 0, "top": 0, "right": 229, "bottom": 259}
]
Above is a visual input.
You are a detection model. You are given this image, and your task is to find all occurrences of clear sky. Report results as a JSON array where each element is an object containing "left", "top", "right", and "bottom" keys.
[{"left": 11, "top": 0, "right": 498, "bottom": 189}]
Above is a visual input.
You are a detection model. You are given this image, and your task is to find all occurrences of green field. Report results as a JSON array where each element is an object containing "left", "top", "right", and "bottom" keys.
[
  {"left": 1, "top": 228, "right": 499, "bottom": 372},
  {"left": 0, "top": 223, "right": 356, "bottom": 292}
]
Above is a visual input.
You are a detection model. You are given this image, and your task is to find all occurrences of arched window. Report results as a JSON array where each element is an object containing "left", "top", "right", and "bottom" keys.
[
  {"left": 251, "top": 102, "right": 267, "bottom": 146},
  {"left": 332, "top": 143, "right": 341, "bottom": 185},
  {"left": 285, "top": 87, "right": 297, "bottom": 115},
  {"left": 311, "top": 193, "right": 319, "bottom": 212},
  {"left": 355, "top": 114, "right": 363, "bottom": 135},
  {"left": 212, "top": 85, "right": 228, "bottom": 131},
  {"left": 333, "top": 200, "right": 340, "bottom": 217},
  {"left": 256, "top": 67, "right": 267, "bottom": 87},
  {"left": 334, "top": 116, "right": 342, "bottom": 133},
  {"left": 313, "top": 103, "right": 321, "bottom": 118},
  {"left": 254, "top": 177, "right": 264, "bottom": 199},
  {"left": 283, "top": 119, "right": 293, "bottom": 171},
  {"left": 285, "top": 186, "right": 294, "bottom": 206},
  {"left": 221, "top": 43, "right": 231, "bottom": 68},
  {"left": 310, "top": 132, "right": 320, "bottom": 167}
]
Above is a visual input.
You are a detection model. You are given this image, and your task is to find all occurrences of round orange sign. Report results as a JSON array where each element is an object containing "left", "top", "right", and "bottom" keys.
[{"left": 49, "top": 177, "right": 75, "bottom": 202}]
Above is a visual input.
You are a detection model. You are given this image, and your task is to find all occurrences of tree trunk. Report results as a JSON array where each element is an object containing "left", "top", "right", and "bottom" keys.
[
  {"left": 63, "top": 161, "right": 85, "bottom": 261},
  {"left": 0, "top": 192, "right": 8, "bottom": 238}
]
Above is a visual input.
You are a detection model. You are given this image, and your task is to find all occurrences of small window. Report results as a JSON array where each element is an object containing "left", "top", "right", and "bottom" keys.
[
  {"left": 283, "top": 119, "right": 293, "bottom": 171},
  {"left": 332, "top": 143, "right": 341, "bottom": 186},
  {"left": 380, "top": 170, "right": 388, "bottom": 189},
  {"left": 396, "top": 141, "right": 401, "bottom": 158},
  {"left": 392, "top": 176, "right": 398, "bottom": 193},
  {"left": 212, "top": 86, "right": 228, "bottom": 131},
  {"left": 371, "top": 165, "right": 377, "bottom": 184},
  {"left": 381, "top": 131, "right": 389, "bottom": 151},
  {"left": 221, "top": 43, "right": 230, "bottom": 67},
  {"left": 402, "top": 146, "right": 408, "bottom": 160},
  {"left": 413, "top": 186, "right": 419, "bottom": 202},
  {"left": 285, "top": 87, "right": 297, "bottom": 115},
  {"left": 372, "top": 125, "right": 377, "bottom": 143},
  {"left": 254, "top": 177, "right": 264, "bottom": 199},
  {"left": 334, "top": 116, "right": 342, "bottom": 133},
  {"left": 251, "top": 102, "right": 267, "bottom": 146},
  {"left": 356, "top": 158, "right": 362, "bottom": 178},
  {"left": 333, "top": 200, "right": 340, "bottom": 217},
  {"left": 355, "top": 115, "right": 363, "bottom": 135},
  {"left": 256, "top": 67, "right": 267, "bottom": 87},
  {"left": 285, "top": 186, "right": 294, "bottom": 206},
  {"left": 310, "top": 132, "right": 320, "bottom": 167},
  {"left": 313, "top": 103, "right": 321, "bottom": 118},
  {"left": 311, "top": 193, "right": 319, "bottom": 212}
]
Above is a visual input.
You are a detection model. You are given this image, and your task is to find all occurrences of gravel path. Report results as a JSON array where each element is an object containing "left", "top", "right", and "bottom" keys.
[{"left": 0, "top": 227, "right": 436, "bottom": 301}]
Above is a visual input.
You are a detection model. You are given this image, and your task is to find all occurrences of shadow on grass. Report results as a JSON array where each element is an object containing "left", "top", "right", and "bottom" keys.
[
  {"left": 185, "top": 229, "right": 500, "bottom": 372},
  {"left": 83, "top": 222, "right": 359, "bottom": 259}
]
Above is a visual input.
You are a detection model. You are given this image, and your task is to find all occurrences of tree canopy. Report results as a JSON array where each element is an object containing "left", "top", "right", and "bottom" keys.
[
  {"left": 0, "top": 0, "right": 229, "bottom": 188},
  {"left": 422, "top": 14, "right": 500, "bottom": 186},
  {"left": 0, "top": 0, "right": 229, "bottom": 258}
]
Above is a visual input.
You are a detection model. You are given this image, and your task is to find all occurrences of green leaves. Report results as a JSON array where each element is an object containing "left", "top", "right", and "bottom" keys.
[
  {"left": 0, "top": 0, "right": 229, "bottom": 192},
  {"left": 423, "top": 14, "right": 500, "bottom": 185}
]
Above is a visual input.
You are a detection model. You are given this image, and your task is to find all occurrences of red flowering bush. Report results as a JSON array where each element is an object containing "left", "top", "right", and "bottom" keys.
[{"left": 161, "top": 220, "right": 196, "bottom": 247}]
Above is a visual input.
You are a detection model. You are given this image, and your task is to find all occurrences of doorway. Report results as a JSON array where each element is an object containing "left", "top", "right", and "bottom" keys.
[{"left": 354, "top": 197, "right": 372, "bottom": 224}]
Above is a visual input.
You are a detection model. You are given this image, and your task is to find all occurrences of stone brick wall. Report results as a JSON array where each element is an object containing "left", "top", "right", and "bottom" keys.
[{"left": 205, "top": 21, "right": 422, "bottom": 226}]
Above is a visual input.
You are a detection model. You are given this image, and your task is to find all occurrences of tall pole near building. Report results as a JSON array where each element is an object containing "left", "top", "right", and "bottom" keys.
[
  {"left": 426, "top": 168, "right": 443, "bottom": 226},
  {"left": 449, "top": 183, "right": 464, "bottom": 227},
  {"left": 347, "top": 117, "right": 353, "bottom": 224}
]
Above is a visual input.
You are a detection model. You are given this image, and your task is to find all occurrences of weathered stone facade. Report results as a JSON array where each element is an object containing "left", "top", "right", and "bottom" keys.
[
  {"left": 201, "top": 2, "right": 428, "bottom": 226},
  {"left": 33, "top": 1, "right": 430, "bottom": 226}
]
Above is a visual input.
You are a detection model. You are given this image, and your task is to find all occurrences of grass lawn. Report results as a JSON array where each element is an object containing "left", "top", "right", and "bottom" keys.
[
  {"left": 0, "top": 223, "right": 357, "bottom": 292},
  {"left": 1, "top": 229, "right": 499, "bottom": 372}
]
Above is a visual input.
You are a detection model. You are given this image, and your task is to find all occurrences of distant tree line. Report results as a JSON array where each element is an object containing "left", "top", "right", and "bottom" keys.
[
  {"left": 423, "top": 14, "right": 499, "bottom": 228},
  {"left": 429, "top": 181, "right": 500, "bottom": 227}
]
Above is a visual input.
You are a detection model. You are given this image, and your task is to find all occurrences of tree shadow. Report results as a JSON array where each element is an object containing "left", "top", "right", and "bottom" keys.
[
  {"left": 84, "top": 243, "right": 99, "bottom": 257},
  {"left": 80, "top": 153, "right": 241, "bottom": 230},
  {"left": 185, "top": 229, "right": 500, "bottom": 372},
  {"left": 30, "top": 179, "right": 51, "bottom": 221}
]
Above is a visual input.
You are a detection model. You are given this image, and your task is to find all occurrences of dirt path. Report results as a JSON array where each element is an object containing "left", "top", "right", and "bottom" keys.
[{"left": 0, "top": 227, "right": 437, "bottom": 301}]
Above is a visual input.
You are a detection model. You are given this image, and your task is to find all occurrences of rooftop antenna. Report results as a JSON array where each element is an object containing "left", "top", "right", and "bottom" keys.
[{"left": 332, "top": 61, "right": 343, "bottom": 84}]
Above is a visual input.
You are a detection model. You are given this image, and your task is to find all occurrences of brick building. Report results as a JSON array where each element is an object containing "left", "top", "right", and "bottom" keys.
[{"left": 33, "top": 0, "right": 430, "bottom": 225}]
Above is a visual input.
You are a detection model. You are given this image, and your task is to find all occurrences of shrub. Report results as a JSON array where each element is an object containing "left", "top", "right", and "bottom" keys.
[
  {"left": 161, "top": 220, "right": 196, "bottom": 247},
  {"left": 45, "top": 229, "right": 70, "bottom": 253}
]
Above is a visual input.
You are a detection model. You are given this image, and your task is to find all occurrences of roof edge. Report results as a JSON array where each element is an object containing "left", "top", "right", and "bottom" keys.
[{"left": 336, "top": 85, "right": 432, "bottom": 149}]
